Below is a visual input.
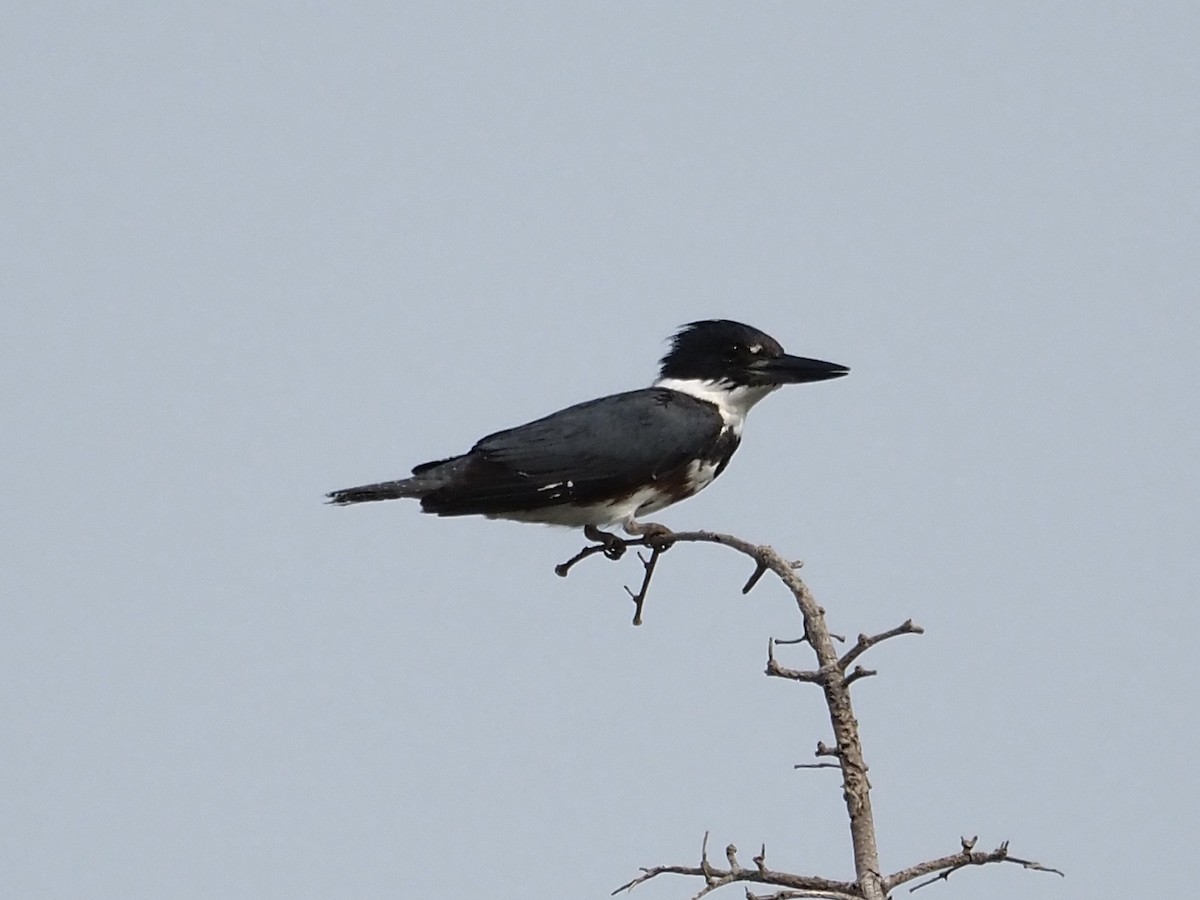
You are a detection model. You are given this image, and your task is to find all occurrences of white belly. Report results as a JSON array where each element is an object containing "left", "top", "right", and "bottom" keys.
[{"left": 489, "top": 458, "right": 721, "bottom": 528}]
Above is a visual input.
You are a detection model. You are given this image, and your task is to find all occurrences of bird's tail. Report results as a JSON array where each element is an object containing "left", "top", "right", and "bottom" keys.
[
  {"left": 328, "top": 455, "right": 471, "bottom": 507},
  {"left": 325, "top": 478, "right": 423, "bottom": 506}
]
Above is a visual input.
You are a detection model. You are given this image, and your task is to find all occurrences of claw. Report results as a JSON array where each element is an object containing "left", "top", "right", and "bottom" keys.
[
  {"left": 624, "top": 519, "right": 675, "bottom": 551},
  {"left": 583, "top": 524, "right": 627, "bottom": 560}
]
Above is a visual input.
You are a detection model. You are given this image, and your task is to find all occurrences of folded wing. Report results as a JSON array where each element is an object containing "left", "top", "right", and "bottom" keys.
[{"left": 415, "top": 388, "right": 726, "bottom": 517}]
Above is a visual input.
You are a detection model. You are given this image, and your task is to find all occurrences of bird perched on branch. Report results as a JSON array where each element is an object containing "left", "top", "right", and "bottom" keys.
[{"left": 327, "top": 319, "right": 848, "bottom": 547}]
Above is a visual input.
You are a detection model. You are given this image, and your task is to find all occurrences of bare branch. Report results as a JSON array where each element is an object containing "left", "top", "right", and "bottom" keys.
[
  {"left": 885, "top": 838, "right": 1065, "bottom": 892},
  {"left": 613, "top": 832, "right": 862, "bottom": 899},
  {"left": 555, "top": 531, "right": 770, "bottom": 613},
  {"left": 766, "top": 656, "right": 823, "bottom": 683},
  {"left": 744, "top": 892, "right": 851, "bottom": 900},
  {"left": 838, "top": 620, "right": 924, "bottom": 671},
  {"left": 614, "top": 861, "right": 858, "bottom": 899}
]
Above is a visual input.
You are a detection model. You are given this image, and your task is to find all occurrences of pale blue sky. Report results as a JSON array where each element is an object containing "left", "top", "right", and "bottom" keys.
[{"left": 3, "top": 3, "right": 1197, "bottom": 898}]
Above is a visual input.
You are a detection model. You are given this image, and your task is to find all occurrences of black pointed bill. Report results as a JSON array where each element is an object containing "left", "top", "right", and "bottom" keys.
[{"left": 755, "top": 354, "right": 850, "bottom": 384}]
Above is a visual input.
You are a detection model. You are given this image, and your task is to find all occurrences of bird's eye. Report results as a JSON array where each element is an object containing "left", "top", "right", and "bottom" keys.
[{"left": 729, "top": 344, "right": 761, "bottom": 363}]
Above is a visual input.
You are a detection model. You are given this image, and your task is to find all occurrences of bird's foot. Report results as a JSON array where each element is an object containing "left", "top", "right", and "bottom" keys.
[
  {"left": 623, "top": 519, "right": 676, "bottom": 552},
  {"left": 584, "top": 524, "right": 627, "bottom": 560}
]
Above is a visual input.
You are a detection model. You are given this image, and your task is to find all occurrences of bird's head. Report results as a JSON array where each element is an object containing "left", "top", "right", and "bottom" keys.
[{"left": 658, "top": 319, "right": 849, "bottom": 390}]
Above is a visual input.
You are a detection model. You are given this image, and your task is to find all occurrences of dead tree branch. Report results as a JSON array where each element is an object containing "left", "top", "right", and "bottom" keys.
[
  {"left": 557, "top": 528, "right": 1059, "bottom": 900},
  {"left": 612, "top": 832, "right": 859, "bottom": 900}
]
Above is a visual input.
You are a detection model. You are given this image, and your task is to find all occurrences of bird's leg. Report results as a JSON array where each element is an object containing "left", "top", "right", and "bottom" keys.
[
  {"left": 584, "top": 524, "right": 627, "bottom": 560},
  {"left": 623, "top": 518, "right": 676, "bottom": 551}
]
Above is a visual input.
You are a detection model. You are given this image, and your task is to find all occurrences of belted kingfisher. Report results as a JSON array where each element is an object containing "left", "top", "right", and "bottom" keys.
[{"left": 327, "top": 320, "right": 848, "bottom": 544}]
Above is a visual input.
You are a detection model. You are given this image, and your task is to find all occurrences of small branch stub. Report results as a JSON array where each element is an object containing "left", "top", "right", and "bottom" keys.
[
  {"left": 726, "top": 844, "right": 740, "bottom": 872},
  {"left": 843, "top": 665, "right": 877, "bottom": 687}
]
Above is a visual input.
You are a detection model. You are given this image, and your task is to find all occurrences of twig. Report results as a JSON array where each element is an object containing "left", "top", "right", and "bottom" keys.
[
  {"left": 843, "top": 666, "right": 876, "bottom": 687},
  {"left": 701, "top": 831, "right": 714, "bottom": 880},
  {"left": 622, "top": 547, "right": 665, "bottom": 626},
  {"left": 554, "top": 538, "right": 637, "bottom": 577},
  {"left": 742, "top": 559, "right": 770, "bottom": 594}
]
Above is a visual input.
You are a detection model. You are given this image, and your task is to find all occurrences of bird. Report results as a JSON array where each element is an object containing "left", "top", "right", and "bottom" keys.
[{"left": 327, "top": 319, "right": 848, "bottom": 548}]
